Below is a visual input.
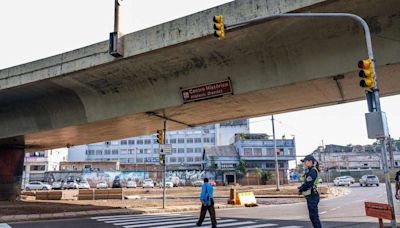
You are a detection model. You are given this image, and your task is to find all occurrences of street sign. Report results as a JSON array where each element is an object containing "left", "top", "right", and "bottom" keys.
[
  {"left": 365, "top": 201, "right": 394, "bottom": 228},
  {"left": 181, "top": 79, "right": 233, "bottom": 103},
  {"left": 159, "top": 144, "right": 172, "bottom": 155}
]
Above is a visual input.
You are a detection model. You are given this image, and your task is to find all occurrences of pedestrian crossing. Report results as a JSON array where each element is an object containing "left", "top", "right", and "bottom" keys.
[{"left": 91, "top": 214, "right": 305, "bottom": 228}]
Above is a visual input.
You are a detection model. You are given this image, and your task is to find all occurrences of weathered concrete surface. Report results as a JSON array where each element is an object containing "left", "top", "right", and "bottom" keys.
[
  {"left": 0, "top": 0, "right": 399, "bottom": 150},
  {"left": 0, "top": 145, "right": 24, "bottom": 200}
]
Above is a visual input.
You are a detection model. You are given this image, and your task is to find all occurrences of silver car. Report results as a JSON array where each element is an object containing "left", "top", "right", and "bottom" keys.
[
  {"left": 359, "top": 175, "right": 379, "bottom": 187},
  {"left": 25, "top": 181, "right": 51, "bottom": 191}
]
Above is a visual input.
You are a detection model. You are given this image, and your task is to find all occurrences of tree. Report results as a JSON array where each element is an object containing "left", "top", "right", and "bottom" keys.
[
  {"left": 235, "top": 159, "right": 247, "bottom": 181},
  {"left": 261, "top": 171, "right": 273, "bottom": 184},
  {"left": 254, "top": 167, "right": 262, "bottom": 185}
]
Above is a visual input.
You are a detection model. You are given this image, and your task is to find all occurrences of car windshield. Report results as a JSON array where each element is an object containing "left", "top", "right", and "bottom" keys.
[
  {"left": 367, "top": 176, "right": 377, "bottom": 179},
  {"left": 80, "top": 181, "right": 88, "bottom": 184}
]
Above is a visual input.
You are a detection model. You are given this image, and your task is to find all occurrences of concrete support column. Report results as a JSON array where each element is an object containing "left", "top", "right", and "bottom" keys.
[{"left": 0, "top": 145, "right": 25, "bottom": 201}]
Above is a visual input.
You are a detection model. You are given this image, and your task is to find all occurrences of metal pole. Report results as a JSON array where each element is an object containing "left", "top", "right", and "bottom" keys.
[
  {"left": 225, "top": 13, "right": 395, "bottom": 226},
  {"left": 272, "top": 115, "right": 280, "bottom": 191},
  {"left": 114, "top": 0, "right": 120, "bottom": 32},
  {"left": 162, "top": 120, "right": 167, "bottom": 209}
]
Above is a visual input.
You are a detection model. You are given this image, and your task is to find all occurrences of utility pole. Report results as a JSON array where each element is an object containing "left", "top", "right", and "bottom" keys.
[
  {"left": 388, "top": 135, "right": 394, "bottom": 168},
  {"left": 272, "top": 115, "right": 280, "bottom": 191},
  {"left": 162, "top": 120, "right": 167, "bottom": 209}
]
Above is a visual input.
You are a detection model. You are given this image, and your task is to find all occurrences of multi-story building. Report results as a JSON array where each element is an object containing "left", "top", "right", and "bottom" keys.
[
  {"left": 22, "top": 148, "right": 68, "bottom": 187},
  {"left": 68, "top": 120, "right": 249, "bottom": 169},
  {"left": 312, "top": 143, "right": 400, "bottom": 171},
  {"left": 204, "top": 133, "right": 296, "bottom": 185}
]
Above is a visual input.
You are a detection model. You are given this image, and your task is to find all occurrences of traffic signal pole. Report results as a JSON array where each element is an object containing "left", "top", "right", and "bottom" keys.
[
  {"left": 162, "top": 120, "right": 167, "bottom": 209},
  {"left": 221, "top": 13, "right": 395, "bottom": 227}
]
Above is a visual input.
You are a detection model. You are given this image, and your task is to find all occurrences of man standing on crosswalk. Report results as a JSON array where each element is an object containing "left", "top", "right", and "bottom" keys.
[{"left": 197, "top": 178, "right": 217, "bottom": 227}]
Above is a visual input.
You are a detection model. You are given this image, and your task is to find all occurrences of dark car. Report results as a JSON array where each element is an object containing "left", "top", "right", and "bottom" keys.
[{"left": 112, "top": 176, "right": 122, "bottom": 188}]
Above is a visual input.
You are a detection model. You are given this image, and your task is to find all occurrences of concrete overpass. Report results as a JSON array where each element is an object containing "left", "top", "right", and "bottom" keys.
[{"left": 0, "top": 0, "right": 400, "bottom": 199}]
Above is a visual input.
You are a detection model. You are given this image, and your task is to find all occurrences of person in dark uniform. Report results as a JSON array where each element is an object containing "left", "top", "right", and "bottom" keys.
[
  {"left": 395, "top": 170, "right": 400, "bottom": 200},
  {"left": 298, "top": 155, "right": 322, "bottom": 228},
  {"left": 197, "top": 178, "right": 217, "bottom": 227}
]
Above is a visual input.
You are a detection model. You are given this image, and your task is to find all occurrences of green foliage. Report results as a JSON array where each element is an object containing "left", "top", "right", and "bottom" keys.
[
  {"left": 261, "top": 171, "right": 273, "bottom": 184},
  {"left": 235, "top": 159, "right": 247, "bottom": 179}
]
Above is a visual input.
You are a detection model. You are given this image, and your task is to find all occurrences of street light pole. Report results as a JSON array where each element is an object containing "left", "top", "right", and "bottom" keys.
[{"left": 272, "top": 115, "right": 280, "bottom": 191}]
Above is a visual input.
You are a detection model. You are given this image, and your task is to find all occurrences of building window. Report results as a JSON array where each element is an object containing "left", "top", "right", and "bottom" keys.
[
  {"left": 210, "top": 138, "right": 215, "bottom": 143},
  {"left": 121, "top": 140, "right": 127, "bottom": 145},
  {"left": 170, "top": 139, "right": 177, "bottom": 144},
  {"left": 144, "top": 149, "right": 151, "bottom": 154},
  {"left": 203, "top": 138, "right": 210, "bottom": 143},
  {"left": 30, "top": 165, "right": 45, "bottom": 171},
  {"left": 178, "top": 138, "right": 185, "bottom": 144},
  {"left": 137, "top": 140, "right": 144, "bottom": 145},
  {"left": 178, "top": 148, "right": 184, "bottom": 153},
  {"left": 178, "top": 157, "right": 184, "bottom": 163},
  {"left": 267, "top": 149, "right": 274, "bottom": 156},
  {"left": 187, "top": 148, "right": 194, "bottom": 153},
  {"left": 244, "top": 148, "right": 252, "bottom": 156},
  {"left": 128, "top": 149, "right": 135, "bottom": 154},
  {"left": 84, "top": 165, "right": 92, "bottom": 169},
  {"left": 120, "top": 149, "right": 129, "bottom": 155},
  {"left": 105, "top": 149, "right": 111, "bottom": 155},
  {"left": 195, "top": 148, "right": 202, "bottom": 153},
  {"left": 277, "top": 148, "right": 284, "bottom": 156},
  {"left": 194, "top": 138, "right": 201, "bottom": 143},
  {"left": 288, "top": 148, "right": 294, "bottom": 156},
  {"left": 195, "top": 157, "right": 202, "bottom": 162},
  {"left": 144, "top": 139, "right": 151, "bottom": 144},
  {"left": 170, "top": 157, "right": 177, "bottom": 163},
  {"left": 172, "top": 148, "right": 177, "bottom": 154},
  {"left": 96, "top": 150, "right": 102, "bottom": 155},
  {"left": 128, "top": 158, "right": 135, "bottom": 163},
  {"left": 112, "top": 149, "right": 118, "bottom": 155},
  {"left": 128, "top": 140, "right": 135, "bottom": 145},
  {"left": 153, "top": 149, "right": 158, "bottom": 154},
  {"left": 136, "top": 158, "right": 144, "bottom": 163},
  {"left": 187, "top": 157, "right": 194, "bottom": 162},
  {"left": 187, "top": 138, "right": 194, "bottom": 143},
  {"left": 253, "top": 148, "right": 262, "bottom": 156}
]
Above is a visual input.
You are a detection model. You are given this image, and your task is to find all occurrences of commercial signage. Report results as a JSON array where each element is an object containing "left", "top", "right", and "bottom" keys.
[
  {"left": 181, "top": 79, "right": 233, "bottom": 103},
  {"left": 159, "top": 144, "right": 172, "bottom": 155}
]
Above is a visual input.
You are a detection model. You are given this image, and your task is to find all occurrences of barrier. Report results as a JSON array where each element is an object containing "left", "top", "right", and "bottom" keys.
[
  {"left": 78, "top": 189, "right": 123, "bottom": 200},
  {"left": 35, "top": 191, "right": 62, "bottom": 200},
  {"left": 235, "top": 191, "right": 257, "bottom": 206}
]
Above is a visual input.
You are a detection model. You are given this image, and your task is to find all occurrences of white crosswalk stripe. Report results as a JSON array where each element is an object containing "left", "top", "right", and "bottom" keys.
[
  {"left": 91, "top": 214, "right": 301, "bottom": 228},
  {"left": 0, "top": 224, "right": 11, "bottom": 228}
]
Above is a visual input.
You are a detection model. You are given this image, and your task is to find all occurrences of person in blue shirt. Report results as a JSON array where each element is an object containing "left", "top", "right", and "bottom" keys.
[
  {"left": 298, "top": 155, "right": 322, "bottom": 228},
  {"left": 196, "top": 178, "right": 217, "bottom": 227}
]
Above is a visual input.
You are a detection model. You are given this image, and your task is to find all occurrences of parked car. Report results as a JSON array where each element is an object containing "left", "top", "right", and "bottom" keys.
[
  {"left": 51, "top": 181, "right": 64, "bottom": 190},
  {"left": 333, "top": 177, "right": 351, "bottom": 186},
  {"left": 25, "top": 181, "right": 51, "bottom": 191},
  {"left": 143, "top": 179, "right": 155, "bottom": 188},
  {"left": 192, "top": 180, "right": 204, "bottom": 187},
  {"left": 63, "top": 180, "right": 79, "bottom": 189},
  {"left": 159, "top": 181, "right": 174, "bottom": 188},
  {"left": 126, "top": 180, "right": 137, "bottom": 188},
  {"left": 96, "top": 181, "right": 108, "bottom": 189},
  {"left": 359, "top": 175, "right": 379, "bottom": 187},
  {"left": 209, "top": 180, "right": 216, "bottom": 187},
  {"left": 78, "top": 180, "right": 90, "bottom": 189},
  {"left": 112, "top": 177, "right": 122, "bottom": 188},
  {"left": 167, "top": 176, "right": 180, "bottom": 187},
  {"left": 341, "top": 176, "right": 355, "bottom": 184}
]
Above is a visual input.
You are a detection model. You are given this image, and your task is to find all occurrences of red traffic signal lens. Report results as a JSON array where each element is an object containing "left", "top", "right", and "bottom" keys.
[{"left": 358, "top": 61, "right": 364, "bottom": 68}]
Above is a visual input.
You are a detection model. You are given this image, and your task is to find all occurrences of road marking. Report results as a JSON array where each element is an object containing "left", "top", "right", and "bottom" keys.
[
  {"left": 104, "top": 215, "right": 184, "bottom": 224},
  {"left": 119, "top": 217, "right": 204, "bottom": 226},
  {"left": 0, "top": 224, "right": 11, "bottom": 228},
  {"left": 151, "top": 219, "right": 237, "bottom": 228},
  {"left": 100, "top": 215, "right": 176, "bottom": 222},
  {"left": 241, "top": 224, "right": 279, "bottom": 228},
  {"left": 279, "top": 226, "right": 303, "bottom": 228},
  {"left": 319, "top": 211, "right": 327, "bottom": 215},
  {"left": 216, "top": 221, "right": 256, "bottom": 227}
]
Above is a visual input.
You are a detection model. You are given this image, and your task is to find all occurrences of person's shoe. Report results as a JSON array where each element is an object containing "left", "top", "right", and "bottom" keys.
[{"left": 196, "top": 222, "right": 201, "bottom": 226}]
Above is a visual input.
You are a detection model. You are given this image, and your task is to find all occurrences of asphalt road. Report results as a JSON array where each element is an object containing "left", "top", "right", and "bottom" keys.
[{"left": 7, "top": 184, "right": 400, "bottom": 228}]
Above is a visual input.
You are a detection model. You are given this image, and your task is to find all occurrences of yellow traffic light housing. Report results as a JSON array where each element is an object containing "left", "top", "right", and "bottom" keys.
[
  {"left": 358, "top": 58, "right": 375, "bottom": 90},
  {"left": 156, "top": 130, "right": 164, "bottom": 144},
  {"left": 213, "top": 15, "right": 225, "bottom": 40}
]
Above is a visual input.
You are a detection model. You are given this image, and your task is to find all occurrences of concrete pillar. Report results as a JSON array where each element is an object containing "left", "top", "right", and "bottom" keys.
[{"left": 0, "top": 145, "right": 25, "bottom": 201}]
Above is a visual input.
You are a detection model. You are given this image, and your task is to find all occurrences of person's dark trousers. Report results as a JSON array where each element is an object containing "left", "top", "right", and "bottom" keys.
[
  {"left": 197, "top": 198, "right": 217, "bottom": 227},
  {"left": 306, "top": 194, "right": 322, "bottom": 228}
]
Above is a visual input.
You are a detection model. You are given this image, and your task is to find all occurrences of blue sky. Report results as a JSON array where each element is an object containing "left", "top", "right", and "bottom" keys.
[{"left": 1, "top": 0, "right": 398, "bottom": 159}]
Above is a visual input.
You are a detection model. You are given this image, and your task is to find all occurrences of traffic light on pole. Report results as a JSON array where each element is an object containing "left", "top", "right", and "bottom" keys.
[
  {"left": 213, "top": 15, "right": 225, "bottom": 40},
  {"left": 156, "top": 130, "right": 164, "bottom": 144},
  {"left": 358, "top": 58, "right": 375, "bottom": 90},
  {"left": 159, "top": 154, "right": 165, "bottom": 165}
]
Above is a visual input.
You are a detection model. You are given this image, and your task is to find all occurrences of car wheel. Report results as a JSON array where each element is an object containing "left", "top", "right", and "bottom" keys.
[
  {"left": 42, "top": 187, "right": 47, "bottom": 190},
  {"left": 26, "top": 187, "right": 30, "bottom": 191},
  {"left": 376, "top": 184, "right": 379, "bottom": 186}
]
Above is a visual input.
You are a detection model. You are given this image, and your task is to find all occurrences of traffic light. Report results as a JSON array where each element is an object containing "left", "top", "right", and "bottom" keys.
[
  {"left": 156, "top": 130, "right": 164, "bottom": 144},
  {"left": 358, "top": 58, "right": 375, "bottom": 90},
  {"left": 213, "top": 15, "right": 225, "bottom": 40},
  {"left": 159, "top": 154, "right": 165, "bottom": 165}
]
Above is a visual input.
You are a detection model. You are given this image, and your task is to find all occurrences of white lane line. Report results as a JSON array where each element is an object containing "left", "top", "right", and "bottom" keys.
[
  {"left": 330, "top": 207, "right": 337, "bottom": 211},
  {"left": 241, "top": 223, "right": 278, "bottom": 228},
  {"left": 115, "top": 216, "right": 199, "bottom": 226},
  {"left": 123, "top": 218, "right": 210, "bottom": 228},
  {"left": 319, "top": 211, "right": 327, "bottom": 215},
  {"left": 0, "top": 224, "right": 11, "bottom": 228},
  {"left": 103, "top": 215, "right": 193, "bottom": 223},
  {"left": 151, "top": 219, "right": 237, "bottom": 228},
  {"left": 279, "top": 226, "right": 303, "bottom": 228},
  {"left": 216, "top": 221, "right": 256, "bottom": 227},
  {"left": 100, "top": 215, "right": 178, "bottom": 222},
  {"left": 93, "top": 213, "right": 192, "bottom": 220}
]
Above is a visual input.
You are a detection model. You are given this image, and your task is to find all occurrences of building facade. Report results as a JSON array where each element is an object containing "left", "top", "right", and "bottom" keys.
[
  {"left": 22, "top": 148, "right": 68, "bottom": 187},
  {"left": 68, "top": 120, "right": 249, "bottom": 168}
]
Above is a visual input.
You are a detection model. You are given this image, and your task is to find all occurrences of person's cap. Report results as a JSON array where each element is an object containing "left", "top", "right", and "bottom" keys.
[{"left": 301, "top": 155, "right": 316, "bottom": 162}]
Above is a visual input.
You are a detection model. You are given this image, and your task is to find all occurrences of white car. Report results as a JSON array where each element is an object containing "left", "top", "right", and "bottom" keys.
[
  {"left": 78, "top": 181, "right": 90, "bottom": 189},
  {"left": 192, "top": 180, "right": 204, "bottom": 187},
  {"left": 96, "top": 181, "right": 108, "bottom": 189},
  {"left": 160, "top": 181, "right": 174, "bottom": 188},
  {"left": 333, "top": 177, "right": 351, "bottom": 186},
  {"left": 127, "top": 180, "right": 137, "bottom": 188},
  {"left": 25, "top": 181, "right": 51, "bottom": 191},
  {"left": 341, "top": 176, "right": 355, "bottom": 184},
  {"left": 51, "top": 181, "right": 64, "bottom": 190},
  {"left": 63, "top": 180, "right": 79, "bottom": 189},
  {"left": 142, "top": 179, "right": 155, "bottom": 188}
]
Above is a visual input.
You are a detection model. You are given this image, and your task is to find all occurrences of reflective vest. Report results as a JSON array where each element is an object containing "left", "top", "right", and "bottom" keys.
[{"left": 302, "top": 167, "right": 319, "bottom": 196}]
